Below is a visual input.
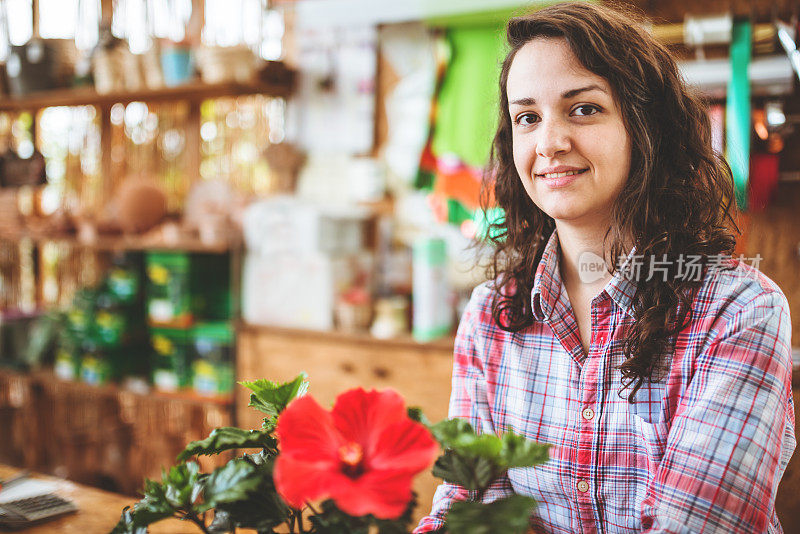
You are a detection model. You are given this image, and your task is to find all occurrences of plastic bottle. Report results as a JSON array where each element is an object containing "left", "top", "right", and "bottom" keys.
[{"left": 412, "top": 237, "right": 452, "bottom": 342}]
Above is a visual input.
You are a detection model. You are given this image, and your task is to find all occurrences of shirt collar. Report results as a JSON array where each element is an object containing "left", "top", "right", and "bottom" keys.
[
  {"left": 531, "top": 229, "right": 637, "bottom": 321},
  {"left": 605, "top": 245, "right": 637, "bottom": 319},
  {"left": 530, "top": 229, "right": 562, "bottom": 322}
]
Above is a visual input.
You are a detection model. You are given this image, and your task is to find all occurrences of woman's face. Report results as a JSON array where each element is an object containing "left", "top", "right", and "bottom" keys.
[{"left": 507, "top": 37, "right": 631, "bottom": 227}]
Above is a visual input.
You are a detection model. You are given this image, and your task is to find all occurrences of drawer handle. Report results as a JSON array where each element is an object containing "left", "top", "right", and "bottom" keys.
[{"left": 372, "top": 367, "right": 389, "bottom": 379}]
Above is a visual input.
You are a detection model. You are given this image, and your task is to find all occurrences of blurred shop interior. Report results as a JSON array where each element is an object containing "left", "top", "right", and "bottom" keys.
[{"left": 1, "top": 0, "right": 800, "bottom": 526}]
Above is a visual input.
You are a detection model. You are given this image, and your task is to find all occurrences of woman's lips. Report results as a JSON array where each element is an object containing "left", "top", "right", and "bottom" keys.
[{"left": 537, "top": 168, "right": 587, "bottom": 188}]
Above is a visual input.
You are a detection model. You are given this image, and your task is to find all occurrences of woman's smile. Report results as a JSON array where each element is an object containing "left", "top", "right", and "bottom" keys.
[{"left": 535, "top": 165, "right": 589, "bottom": 187}]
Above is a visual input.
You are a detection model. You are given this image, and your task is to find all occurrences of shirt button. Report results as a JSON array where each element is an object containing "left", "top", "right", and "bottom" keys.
[
  {"left": 582, "top": 408, "right": 595, "bottom": 420},
  {"left": 577, "top": 480, "right": 590, "bottom": 493}
]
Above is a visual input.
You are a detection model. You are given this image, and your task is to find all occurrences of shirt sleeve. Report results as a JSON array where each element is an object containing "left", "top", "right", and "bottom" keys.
[
  {"left": 413, "top": 286, "right": 515, "bottom": 533},
  {"left": 641, "top": 290, "right": 796, "bottom": 533}
]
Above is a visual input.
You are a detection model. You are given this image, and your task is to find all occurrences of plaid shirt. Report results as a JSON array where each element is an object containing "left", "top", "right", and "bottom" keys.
[{"left": 415, "top": 230, "right": 795, "bottom": 533}]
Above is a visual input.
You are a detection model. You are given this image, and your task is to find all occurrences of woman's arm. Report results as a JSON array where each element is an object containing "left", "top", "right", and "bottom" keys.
[
  {"left": 414, "top": 285, "right": 515, "bottom": 533},
  {"left": 640, "top": 290, "right": 796, "bottom": 533}
]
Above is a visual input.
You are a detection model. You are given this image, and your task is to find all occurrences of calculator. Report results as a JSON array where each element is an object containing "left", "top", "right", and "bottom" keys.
[{"left": 0, "top": 493, "right": 78, "bottom": 529}]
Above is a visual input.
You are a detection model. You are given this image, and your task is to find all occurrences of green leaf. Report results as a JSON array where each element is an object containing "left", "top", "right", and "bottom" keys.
[
  {"left": 374, "top": 492, "right": 417, "bottom": 534},
  {"left": 499, "top": 432, "right": 551, "bottom": 469},
  {"left": 407, "top": 406, "right": 431, "bottom": 426},
  {"left": 214, "top": 457, "right": 291, "bottom": 532},
  {"left": 431, "top": 419, "right": 504, "bottom": 459},
  {"left": 260, "top": 414, "right": 278, "bottom": 433},
  {"left": 308, "top": 494, "right": 417, "bottom": 534},
  {"left": 128, "top": 479, "right": 175, "bottom": 528},
  {"left": 203, "top": 459, "right": 262, "bottom": 508},
  {"left": 429, "top": 418, "right": 475, "bottom": 449},
  {"left": 446, "top": 495, "right": 537, "bottom": 534},
  {"left": 432, "top": 450, "right": 499, "bottom": 490},
  {"left": 110, "top": 506, "right": 149, "bottom": 534},
  {"left": 177, "top": 427, "right": 278, "bottom": 462},
  {"left": 458, "top": 434, "right": 503, "bottom": 459},
  {"left": 128, "top": 505, "right": 174, "bottom": 529},
  {"left": 239, "top": 373, "right": 308, "bottom": 418},
  {"left": 308, "top": 500, "right": 370, "bottom": 534},
  {"left": 429, "top": 419, "right": 551, "bottom": 493},
  {"left": 161, "top": 462, "right": 204, "bottom": 509},
  {"left": 122, "top": 463, "right": 206, "bottom": 526}
]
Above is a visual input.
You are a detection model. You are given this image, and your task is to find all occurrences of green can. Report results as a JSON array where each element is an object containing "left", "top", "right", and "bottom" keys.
[
  {"left": 150, "top": 327, "right": 191, "bottom": 391},
  {"left": 190, "top": 321, "right": 234, "bottom": 396},
  {"left": 79, "top": 344, "right": 111, "bottom": 386},
  {"left": 146, "top": 252, "right": 193, "bottom": 328},
  {"left": 107, "top": 252, "right": 144, "bottom": 305}
]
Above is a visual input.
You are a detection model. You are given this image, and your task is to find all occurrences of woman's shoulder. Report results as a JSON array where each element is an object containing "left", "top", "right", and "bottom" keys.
[
  {"left": 693, "top": 256, "right": 790, "bottom": 332},
  {"left": 462, "top": 280, "right": 497, "bottom": 323},
  {"left": 470, "top": 279, "right": 497, "bottom": 303}
]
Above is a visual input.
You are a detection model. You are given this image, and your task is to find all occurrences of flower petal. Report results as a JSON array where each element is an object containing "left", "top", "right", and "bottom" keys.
[
  {"left": 331, "top": 388, "right": 406, "bottom": 452},
  {"left": 274, "top": 454, "right": 346, "bottom": 509},
  {"left": 368, "top": 418, "right": 439, "bottom": 473},
  {"left": 276, "top": 395, "right": 343, "bottom": 462},
  {"left": 330, "top": 469, "right": 417, "bottom": 519}
]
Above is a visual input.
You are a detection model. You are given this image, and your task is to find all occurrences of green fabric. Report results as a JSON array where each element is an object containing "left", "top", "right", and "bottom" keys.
[
  {"left": 431, "top": 26, "right": 506, "bottom": 168},
  {"left": 424, "top": 6, "right": 529, "bottom": 29},
  {"left": 447, "top": 198, "right": 474, "bottom": 225},
  {"left": 415, "top": 166, "right": 435, "bottom": 190},
  {"left": 726, "top": 19, "right": 751, "bottom": 211},
  {"left": 422, "top": 1, "right": 580, "bottom": 29},
  {"left": 428, "top": 1, "right": 566, "bottom": 169},
  {"left": 474, "top": 207, "right": 506, "bottom": 241}
]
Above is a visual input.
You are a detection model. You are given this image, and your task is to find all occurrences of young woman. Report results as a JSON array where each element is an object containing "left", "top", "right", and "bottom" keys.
[{"left": 416, "top": 3, "right": 795, "bottom": 533}]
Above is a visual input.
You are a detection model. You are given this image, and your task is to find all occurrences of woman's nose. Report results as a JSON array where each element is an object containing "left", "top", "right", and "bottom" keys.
[{"left": 535, "top": 118, "right": 571, "bottom": 158}]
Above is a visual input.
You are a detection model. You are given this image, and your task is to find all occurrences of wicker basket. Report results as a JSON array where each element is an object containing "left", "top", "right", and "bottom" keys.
[{"left": 0, "top": 189, "right": 21, "bottom": 235}]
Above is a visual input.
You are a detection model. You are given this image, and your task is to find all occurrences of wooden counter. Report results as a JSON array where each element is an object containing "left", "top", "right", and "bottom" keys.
[
  {"left": 0, "top": 465, "right": 197, "bottom": 533},
  {"left": 236, "top": 324, "right": 456, "bottom": 524}
]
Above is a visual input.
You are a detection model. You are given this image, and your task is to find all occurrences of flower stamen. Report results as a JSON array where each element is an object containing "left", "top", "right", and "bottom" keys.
[{"left": 339, "top": 442, "right": 364, "bottom": 478}]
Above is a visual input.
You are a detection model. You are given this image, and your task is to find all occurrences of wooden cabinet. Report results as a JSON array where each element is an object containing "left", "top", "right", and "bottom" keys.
[{"left": 235, "top": 323, "right": 455, "bottom": 522}]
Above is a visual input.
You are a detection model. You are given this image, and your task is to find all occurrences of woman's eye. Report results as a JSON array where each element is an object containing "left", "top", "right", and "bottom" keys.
[
  {"left": 516, "top": 113, "right": 539, "bottom": 126},
  {"left": 572, "top": 104, "right": 600, "bottom": 116}
]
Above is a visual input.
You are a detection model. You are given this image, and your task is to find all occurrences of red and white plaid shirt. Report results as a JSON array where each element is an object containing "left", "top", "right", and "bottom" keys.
[{"left": 415, "top": 230, "right": 795, "bottom": 533}]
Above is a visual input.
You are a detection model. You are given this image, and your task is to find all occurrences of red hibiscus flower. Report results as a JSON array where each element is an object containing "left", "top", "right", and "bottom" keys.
[{"left": 273, "top": 388, "right": 439, "bottom": 519}]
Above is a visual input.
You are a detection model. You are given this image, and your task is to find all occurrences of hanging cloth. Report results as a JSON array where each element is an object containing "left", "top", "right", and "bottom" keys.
[{"left": 726, "top": 19, "right": 752, "bottom": 211}]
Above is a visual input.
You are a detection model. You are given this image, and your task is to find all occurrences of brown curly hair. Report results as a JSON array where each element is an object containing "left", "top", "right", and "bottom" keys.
[{"left": 483, "top": 2, "right": 738, "bottom": 402}]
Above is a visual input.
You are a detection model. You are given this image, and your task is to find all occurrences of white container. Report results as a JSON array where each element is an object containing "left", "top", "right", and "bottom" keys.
[
  {"left": 243, "top": 196, "right": 368, "bottom": 255},
  {"left": 242, "top": 250, "right": 373, "bottom": 331},
  {"left": 412, "top": 237, "right": 452, "bottom": 342}
]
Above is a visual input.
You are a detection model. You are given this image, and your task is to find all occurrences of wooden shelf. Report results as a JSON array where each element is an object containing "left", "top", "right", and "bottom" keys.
[
  {"left": 0, "top": 228, "right": 238, "bottom": 254},
  {"left": 236, "top": 321, "right": 456, "bottom": 352},
  {"left": 0, "top": 80, "right": 292, "bottom": 112},
  {"left": 11, "top": 368, "right": 235, "bottom": 408}
]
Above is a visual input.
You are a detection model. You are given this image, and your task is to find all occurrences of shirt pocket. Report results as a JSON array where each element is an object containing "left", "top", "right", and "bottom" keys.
[
  {"left": 629, "top": 380, "right": 669, "bottom": 470},
  {"left": 629, "top": 379, "right": 666, "bottom": 424},
  {"left": 632, "top": 413, "right": 669, "bottom": 469}
]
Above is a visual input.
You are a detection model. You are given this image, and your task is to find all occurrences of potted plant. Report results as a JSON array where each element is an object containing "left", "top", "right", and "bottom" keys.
[{"left": 112, "top": 374, "right": 550, "bottom": 533}]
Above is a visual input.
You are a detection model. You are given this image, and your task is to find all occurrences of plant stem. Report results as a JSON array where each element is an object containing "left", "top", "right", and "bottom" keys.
[
  {"left": 296, "top": 509, "right": 307, "bottom": 534},
  {"left": 185, "top": 511, "right": 212, "bottom": 534}
]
